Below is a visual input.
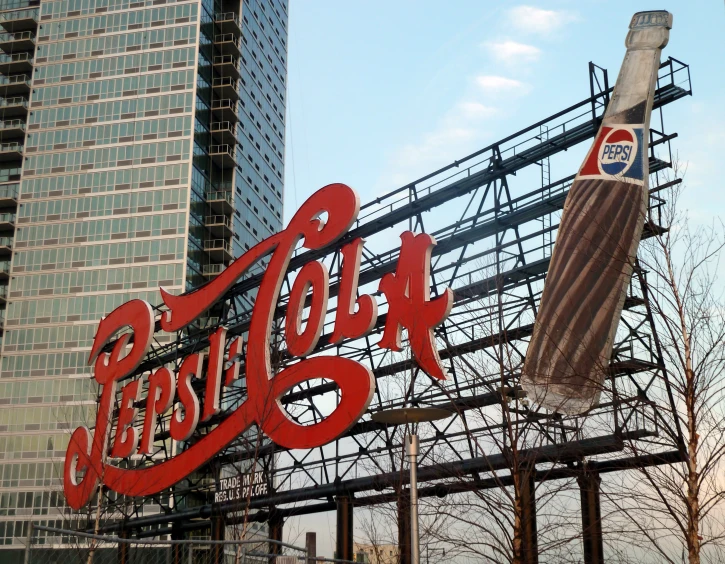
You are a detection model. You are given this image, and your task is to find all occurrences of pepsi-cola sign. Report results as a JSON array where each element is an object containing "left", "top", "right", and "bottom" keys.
[
  {"left": 63, "top": 184, "right": 453, "bottom": 510},
  {"left": 579, "top": 125, "right": 644, "bottom": 184}
]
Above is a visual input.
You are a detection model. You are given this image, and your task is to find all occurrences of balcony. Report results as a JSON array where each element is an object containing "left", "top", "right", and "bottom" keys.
[
  {"left": 213, "top": 55, "right": 241, "bottom": 81},
  {"left": 204, "top": 239, "right": 233, "bottom": 262},
  {"left": 215, "top": 180, "right": 234, "bottom": 192},
  {"left": 209, "top": 144, "right": 236, "bottom": 168},
  {"left": 0, "top": 96, "right": 27, "bottom": 117},
  {"left": 210, "top": 121, "right": 237, "bottom": 146},
  {"left": 0, "top": 235, "right": 10, "bottom": 256},
  {"left": 211, "top": 98, "right": 239, "bottom": 123},
  {"left": 0, "top": 0, "right": 40, "bottom": 9},
  {"left": 0, "top": 183, "right": 17, "bottom": 206},
  {"left": 212, "top": 76, "right": 240, "bottom": 101},
  {"left": 205, "top": 214, "right": 232, "bottom": 238},
  {"left": 0, "top": 73, "right": 29, "bottom": 96},
  {"left": 0, "top": 212, "right": 15, "bottom": 230},
  {"left": 214, "top": 12, "right": 242, "bottom": 37},
  {"left": 206, "top": 190, "right": 234, "bottom": 215},
  {"left": 0, "top": 284, "right": 7, "bottom": 303},
  {"left": 0, "top": 118, "right": 23, "bottom": 140},
  {"left": 203, "top": 263, "right": 226, "bottom": 278},
  {"left": 0, "top": 8, "right": 38, "bottom": 32},
  {"left": 0, "top": 260, "right": 9, "bottom": 280},
  {"left": 0, "top": 1, "right": 40, "bottom": 11},
  {"left": 0, "top": 52, "right": 32, "bottom": 74},
  {"left": 0, "top": 141, "right": 21, "bottom": 161},
  {"left": 0, "top": 30, "right": 34, "bottom": 51},
  {"left": 214, "top": 33, "right": 241, "bottom": 58}
]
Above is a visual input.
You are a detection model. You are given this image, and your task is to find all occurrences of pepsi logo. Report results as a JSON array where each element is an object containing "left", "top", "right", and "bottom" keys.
[{"left": 598, "top": 128, "right": 637, "bottom": 176}]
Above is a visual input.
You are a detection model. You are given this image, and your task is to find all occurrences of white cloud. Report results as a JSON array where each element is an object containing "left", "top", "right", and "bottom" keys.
[
  {"left": 476, "top": 75, "right": 527, "bottom": 95},
  {"left": 485, "top": 40, "right": 540, "bottom": 65},
  {"left": 395, "top": 127, "right": 476, "bottom": 172},
  {"left": 457, "top": 101, "right": 497, "bottom": 120},
  {"left": 377, "top": 71, "right": 530, "bottom": 191},
  {"left": 507, "top": 5, "right": 576, "bottom": 36},
  {"left": 382, "top": 126, "right": 479, "bottom": 190},
  {"left": 378, "top": 98, "right": 500, "bottom": 189}
]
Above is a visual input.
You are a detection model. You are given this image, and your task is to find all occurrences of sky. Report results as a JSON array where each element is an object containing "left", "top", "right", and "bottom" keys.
[{"left": 281, "top": 0, "right": 725, "bottom": 557}]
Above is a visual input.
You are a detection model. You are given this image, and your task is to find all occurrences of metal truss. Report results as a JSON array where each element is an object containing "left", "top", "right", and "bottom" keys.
[{"left": 90, "top": 58, "right": 692, "bottom": 534}]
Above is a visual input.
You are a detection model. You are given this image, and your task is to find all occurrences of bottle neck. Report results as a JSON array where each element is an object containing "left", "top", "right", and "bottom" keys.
[
  {"left": 603, "top": 18, "right": 671, "bottom": 126},
  {"left": 603, "top": 48, "right": 662, "bottom": 128}
]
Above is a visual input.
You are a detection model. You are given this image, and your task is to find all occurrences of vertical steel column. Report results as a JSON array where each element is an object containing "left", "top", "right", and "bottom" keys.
[
  {"left": 578, "top": 470, "right": 604, "bottom": 564},
  {"left": 22, "top": 522, "right": 33, "bottom": 564},
  {"left": 118, "top": 528, "right": 129, "bottom": 564},
  {"left": 211, "top": 515, "right": 225, "bottom": 564},
  {"left": 268, "top": 511, "right": 284, "bottom": 564},
  {"left": 305, "top": 532, "right": 317, "bottom": 564},
  {"left": 520, "top": 469, "right": 538, "bottom": 564},
  {"left": 336, "top": 495, "right": 354, "bottom": 560},
  {"left": 171, "top": 524, "right": 184, "bottom": 564},
  {"left": 397, "top": 489, "right": 411, "bottom": 564}
]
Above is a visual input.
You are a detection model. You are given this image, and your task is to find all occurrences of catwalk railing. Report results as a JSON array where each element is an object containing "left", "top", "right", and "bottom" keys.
[{"left": 25, "top": 525, "right": 356, "bottom": 564}]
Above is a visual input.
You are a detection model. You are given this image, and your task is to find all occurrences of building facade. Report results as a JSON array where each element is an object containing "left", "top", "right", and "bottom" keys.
[
  {"left": 0, "top": 0, "right": 287, "bottom": 553},
  {"left": 353, "top": 543, "right": 400, "bottom": 564}
]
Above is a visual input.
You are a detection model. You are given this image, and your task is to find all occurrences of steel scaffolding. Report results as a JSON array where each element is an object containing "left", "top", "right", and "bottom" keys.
[{"left": 87, "top": 59, "right": 692, "bottom": 551}]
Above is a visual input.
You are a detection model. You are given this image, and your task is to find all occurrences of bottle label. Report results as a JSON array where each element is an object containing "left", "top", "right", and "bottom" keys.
[{"left": 578, "top": 125, "right": 645, "bottom": 185}]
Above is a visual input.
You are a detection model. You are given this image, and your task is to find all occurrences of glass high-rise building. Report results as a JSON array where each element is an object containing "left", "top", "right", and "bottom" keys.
[{"left": 0, "top": 0, "right": 287, "bottom": 553}]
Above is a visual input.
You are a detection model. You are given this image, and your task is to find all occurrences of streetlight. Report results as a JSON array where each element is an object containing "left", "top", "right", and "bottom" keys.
[{"left": 371, "top": 407, "right": 453, "bottom": 564}]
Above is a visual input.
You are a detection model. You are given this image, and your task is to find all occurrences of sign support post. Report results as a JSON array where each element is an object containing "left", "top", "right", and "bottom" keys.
[
  {"left": 118, "top": 528, "right": 129, "bottom": 564},
  {"left": 171, "top": 523, "right": 184, "bottom": 564},
  {"left": 211, "top": 515, "right": 225, "bottom": 564},
  {"left": 268, "top": 510, "right": 283, "bottom": 564},
  {"left": 336, "top": 495, "right": 354, "bottom": 560},
  {"left": 578, "top": 469, "right": 604, "bottom": 564},
  {"left": 305, "top": 532, "right": 317, "bottom": 564},
  {"left": 23, "top": 522, "right": 32, "bottom": 564}
]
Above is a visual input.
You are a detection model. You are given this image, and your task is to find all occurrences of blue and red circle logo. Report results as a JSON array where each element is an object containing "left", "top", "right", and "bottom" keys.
[{"left": 597, "top": 128, "right": 637, "bottom": 176}]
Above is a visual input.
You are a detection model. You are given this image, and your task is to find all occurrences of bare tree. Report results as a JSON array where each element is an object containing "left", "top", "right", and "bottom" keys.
[
  {"left": 358, "top": 502, "right": 401, "bottom": 563},
  {"left": 404, "top": 260, "right": 588, "bottom": 564},
  {"left": 414, "top": 358, "right": 584, "bottom": 563},
  {"left": 604, "top": 172, "right": 725, "bottom": 564}
]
